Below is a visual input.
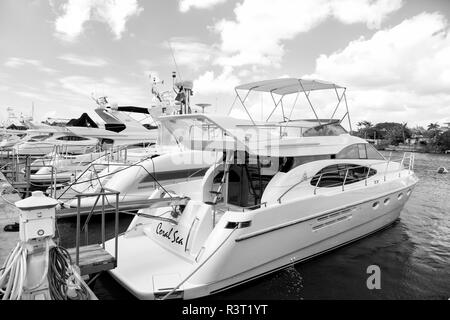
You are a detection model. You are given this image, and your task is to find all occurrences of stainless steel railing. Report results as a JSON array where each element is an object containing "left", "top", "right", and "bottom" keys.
[{"left": 277, "top": 152, "right": 415, "bottom": 203}]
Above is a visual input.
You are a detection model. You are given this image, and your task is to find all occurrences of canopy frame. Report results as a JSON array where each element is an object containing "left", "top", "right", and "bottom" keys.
[{"left": 230, "top": 78, "right": 352, "bottom": 134}]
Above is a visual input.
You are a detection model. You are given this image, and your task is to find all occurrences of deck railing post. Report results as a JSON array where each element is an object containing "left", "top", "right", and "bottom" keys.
[
  {"left": 342, "top": 169, "right": 349, "bottom": 191},
  {"left": 115, "top": 192, "right": 119, "bottom": 264},
  {"left": 53, "top": 166, "right": 57, "bottom": 198},
  {"left": 50, "top": 165, "right": 54, "bottom": 198},
  {"left": 365, "top": 165, "right": 371, "bottom": 186},
  {"left": 85, "top": 222, "right": 89, "bottom": 246},
  {"left": 314, "top": 174, "right": 323, "bottom": 195},
  {"left": 102, "top": 190, "right": 105, "bottom": 249},
  {"left": 25, "top": 156, "right": 31, "bottom": 197},
  {"left": 76, "top": 196, "right": 81, "bottom": 267}
]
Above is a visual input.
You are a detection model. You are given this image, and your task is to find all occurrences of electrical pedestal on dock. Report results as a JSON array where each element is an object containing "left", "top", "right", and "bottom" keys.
[{"left": 0, "top": 191, "right": 97, "bottom": 300}]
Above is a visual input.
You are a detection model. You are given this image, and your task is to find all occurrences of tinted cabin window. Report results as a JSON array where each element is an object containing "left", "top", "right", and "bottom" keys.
[
  {"left": 32, "top": 135, "right": 50, "bottom": 141},
  {"left": 59, "top": 136, "right": 89, "bottom": 141},
  {"left": 311, "top": 164, "right": 377, "bottom": 188},
  {"left": 337, "top": 143, "right": 384, "bottom": 160},
  {"left": 358, "top": 144, "right": 367, "bottom": 159},
  {"left": 303, "top": 123, "right": 347, "bottom": 137},
  {"left": 365, "top": 144, "right": 385, "bottom": 160},
  {"left": 279, "top": 157, "right": 294, "bottom": 173},
  {"left": 279, "top": 155, "right": 332, "bottom": 173},
  {"left": 336, "top": 145, "right": 359, "bottom": 159}
]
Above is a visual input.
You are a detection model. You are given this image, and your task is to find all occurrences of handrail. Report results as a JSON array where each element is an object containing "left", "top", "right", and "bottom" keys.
[
  {"left": 241, "top": 202, "right": 267, "bottom": 212},
  {"left": 313, "top": 173, "right": 323, "bottom": 195},
  {"left": 74, "top": 187, "right": 120, "bottom": 268},
  {"left": 277, "top": 152, "right": 415, "bottom": 203},
  {"left": 58, "top": 157, "right": 175, "bottom": 203},
  {"left": 57, "top": 153, "right": 155, "bottom": 200}
]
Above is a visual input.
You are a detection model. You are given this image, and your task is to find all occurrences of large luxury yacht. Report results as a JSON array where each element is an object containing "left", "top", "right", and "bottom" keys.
[
  {"left": 28, "top": 100, "right": 159, "bottom": 188},
  {"left": 13, "top": 128, "right": 99, "bottom": 156},
  {"left": 103, "top": 78, "right": 418, "bottom": 300},
  {"left": 58, "top": 80, "right": 218, "bottom": 209}
]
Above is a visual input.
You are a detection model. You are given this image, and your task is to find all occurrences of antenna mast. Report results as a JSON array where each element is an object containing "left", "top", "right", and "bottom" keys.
[{"left": 167, "top": 41, "right": 182, "bottom": 81}]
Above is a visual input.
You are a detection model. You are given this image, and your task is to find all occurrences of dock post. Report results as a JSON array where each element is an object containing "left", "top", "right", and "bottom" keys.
[
  {"left": 115, "top": 192, "right": 119, "bottom": 263},
  {"left": 101, "top": 191, "right": 105, "bottom": 248},
  {"left": 25, "top": 155, "right": 31, "bottom": 197},
  {"left": 76, "top": 196, "right": 81, "bottom": 267},
  {"left": 53, "top": 166, "right": 57, "bottom": 199}
]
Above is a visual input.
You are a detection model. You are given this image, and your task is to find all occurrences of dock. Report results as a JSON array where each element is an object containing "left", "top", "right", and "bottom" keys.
[
  {"left": 67, "top": 244, "right": 116, "bottom": 276},
  {"left": 0, "top": 172, "right": 21, "bottom": 266}
]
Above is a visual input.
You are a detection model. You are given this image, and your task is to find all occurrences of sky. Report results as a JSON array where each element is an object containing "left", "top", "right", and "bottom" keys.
[{"left": 1, "top": 0, "right": 450, "bottom": 129}]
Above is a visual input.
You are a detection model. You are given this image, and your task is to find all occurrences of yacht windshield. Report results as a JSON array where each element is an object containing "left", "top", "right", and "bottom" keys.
[
  {"left": 302, "top": 122, "right": 348, "bottom": 137},
  {"left": 159, "top": 117, "right": 227, "bottom": 150}
]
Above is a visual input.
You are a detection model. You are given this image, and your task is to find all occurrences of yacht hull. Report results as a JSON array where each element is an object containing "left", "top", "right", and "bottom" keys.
[{"left": 106, "top": 180, "right": 417, "bottom": 300}]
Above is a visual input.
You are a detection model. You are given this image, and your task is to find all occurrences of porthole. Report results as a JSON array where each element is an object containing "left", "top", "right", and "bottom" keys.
[
  {"left": 372, "top": 201, "right": 380, "bottom": 209},
  {"left": 398, "top": 193, "right": 404, "bottom": 200},
  {"left": 384, "top": 198, "right": 390, "bottom": 205},
  {"left": 406, "top": 189, "right": 412, "bottom": 196}
]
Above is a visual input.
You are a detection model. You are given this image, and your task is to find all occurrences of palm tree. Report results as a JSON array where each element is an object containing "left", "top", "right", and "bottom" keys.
[
  {"left": 427, "top": 123, "right": 439, "bottom": 131},
  {"left": 402, "top": 122, "right": 408, "bottom": 142},
  {"left": 427, "top": 122, "right": 441, "bottom": 145},
  {"left": 357, "top": 120, "right": 373, "bottom": 129},
  {"left": 356, "top": 121, "right": 373, "bottom": 139}
]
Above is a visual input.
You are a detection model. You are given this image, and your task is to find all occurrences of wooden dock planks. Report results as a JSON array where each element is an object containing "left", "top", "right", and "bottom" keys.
[{"left": 67, "top": 244, "right": 116, "bottom": 276}]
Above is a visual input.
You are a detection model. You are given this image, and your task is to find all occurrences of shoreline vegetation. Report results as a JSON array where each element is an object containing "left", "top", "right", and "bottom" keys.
[{"left": 353, "top": 121, "right": 450, "bottom": 154}]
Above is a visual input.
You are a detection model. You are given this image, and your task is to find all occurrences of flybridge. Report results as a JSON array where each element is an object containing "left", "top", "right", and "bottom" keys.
[
  {"left": 157, "top": 78, "right": 353, "bottom": 156},
  {"left": 157, "top": 113, "right": 359, "bottom": 157}
]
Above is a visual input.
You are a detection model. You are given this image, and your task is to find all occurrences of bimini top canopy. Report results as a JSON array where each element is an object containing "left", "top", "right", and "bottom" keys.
[{"left": 235, "top": 78, "right": 343, "bottom": 95}]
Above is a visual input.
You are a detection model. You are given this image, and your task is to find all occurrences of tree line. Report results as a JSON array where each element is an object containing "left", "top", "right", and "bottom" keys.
[{"left": 353, "top": 121, "right": 450, "bottom": 153}]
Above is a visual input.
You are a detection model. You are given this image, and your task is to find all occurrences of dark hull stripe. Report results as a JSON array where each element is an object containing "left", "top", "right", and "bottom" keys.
[{"left": 140, "top": 167, "right": 209, "bottom": 183}]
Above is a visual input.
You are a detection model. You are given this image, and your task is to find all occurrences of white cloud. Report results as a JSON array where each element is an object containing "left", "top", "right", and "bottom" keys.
[
  {"left": 307, "top": 12, "right": 450, "bottom": 126},
  {"left": 194, "top": 66, "right": 239, "bottom": 94},
  {"left": 59, "top": 75, "right": 150, "bottom": 105},
  {"left": 52, "top": 0, "right": 143, "bottom": 41},
  {"left": 179, "top": 0, "right": 227, "bottom": 12},
  {"left": 14, "top": 91, "right": 49, "bottom": 102},
  {"left": 310, "top": 13, "right": 450, "bottom": 92},
  {"left": 213, "top": 0, "right": 402, "bottom": 67},
  {"left": 137, "top": 59, "right": 156, "bottom": 68},
  {"left": 4, "top": 57, "right": 57, "bottom": 74},
  {"left": 58, "top": 54, "right": 108, "bottom": 67},
  {"left": 330, "top": 0, "right": 403, "bottom": 29},
  {"left": 167, "top": 38, "right": 217, "bottom": 70}
]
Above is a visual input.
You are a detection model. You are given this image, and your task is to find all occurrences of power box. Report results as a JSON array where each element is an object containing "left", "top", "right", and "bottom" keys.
[{"left": 15, "top": 191, "right": 59, "bottom": 242}]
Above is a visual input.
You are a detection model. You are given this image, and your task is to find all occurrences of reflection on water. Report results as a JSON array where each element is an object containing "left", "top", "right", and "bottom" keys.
[{"left": 57, "top": 152, "right": 450, "bottom": 300}]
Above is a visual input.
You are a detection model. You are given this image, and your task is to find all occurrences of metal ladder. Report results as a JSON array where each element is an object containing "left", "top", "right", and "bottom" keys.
[
  {"left": 205, "top": 153, "right": 232, "bottom": 227},
  {"left": 206, "top": 156, "right": 230, "bottom": 206}
]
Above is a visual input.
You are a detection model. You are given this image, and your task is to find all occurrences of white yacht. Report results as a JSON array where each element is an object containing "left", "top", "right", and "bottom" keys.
[
  {"left": 28, "top": 105, "right": 158, "bottom": 187},
  {"left": 58, "top": 80, "right": 218, "bottom": 209},
  {"left": 104, "top": 78, "right": 418, "bottom": 300},
  {"left": 13, "top": 128, "right": 99, "bottom": 156},
  {"left": 65, "top": 97, "right": 159, "bottom": 148},
  {"left": 0, "top": 131, "right": 27, "bottom": 150}
]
